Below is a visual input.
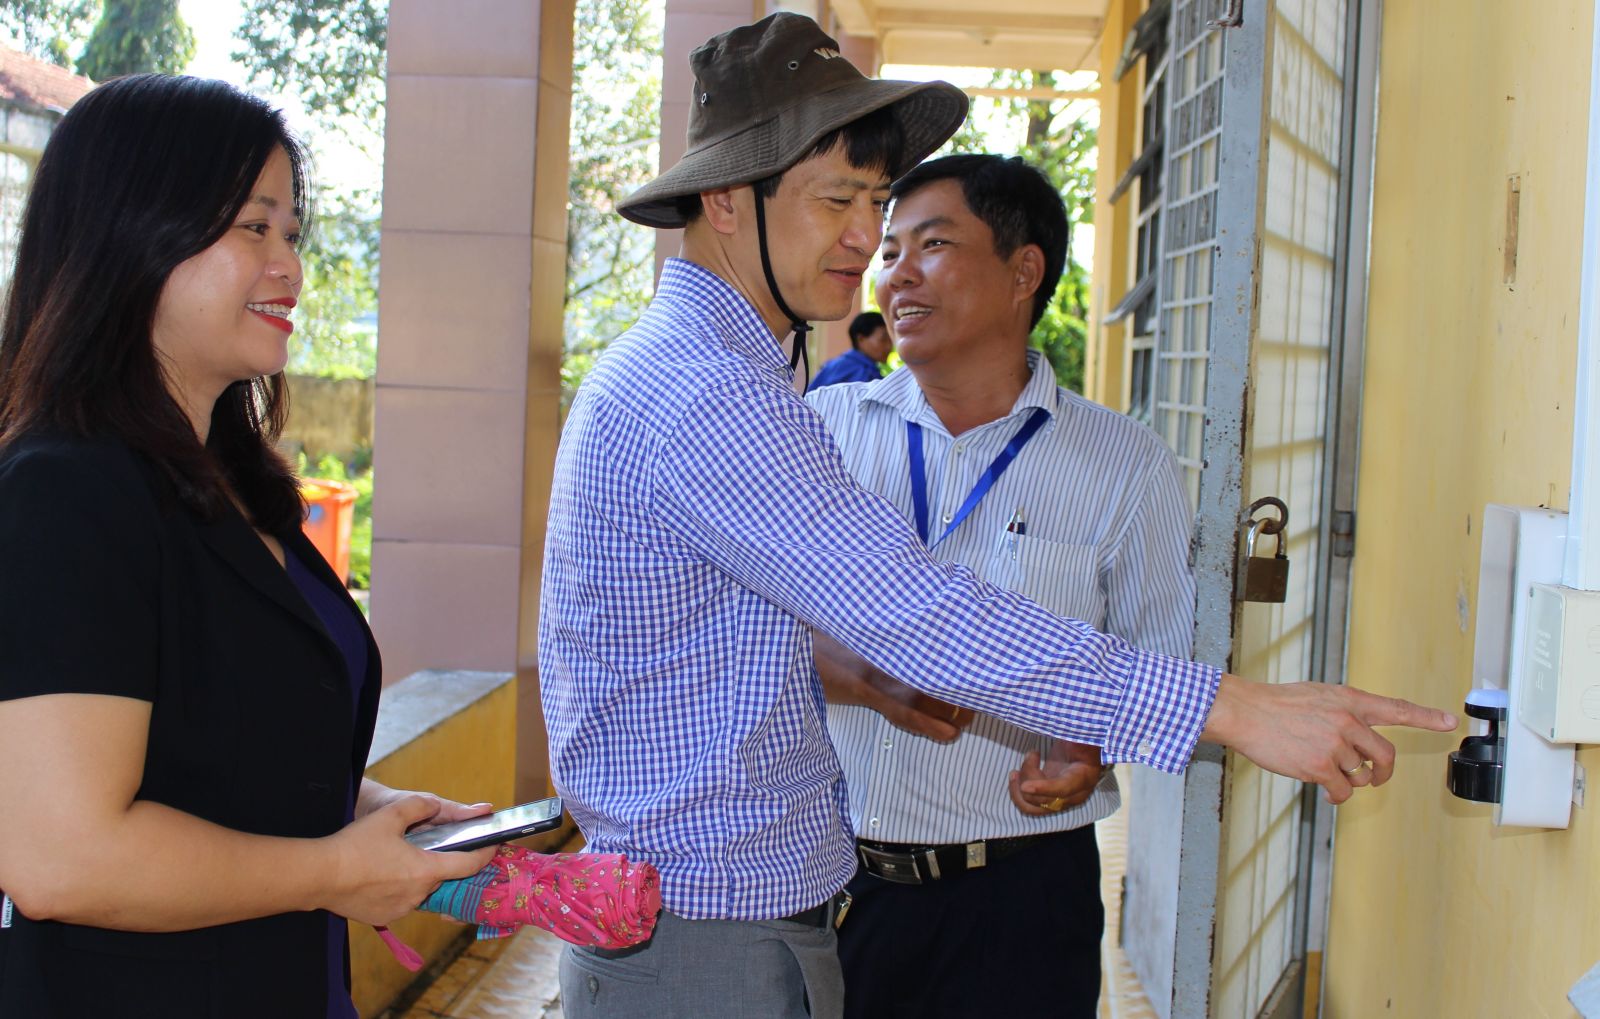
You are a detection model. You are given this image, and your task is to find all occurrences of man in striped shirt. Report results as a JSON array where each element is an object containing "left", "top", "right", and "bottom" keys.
[
  {"left": 807, "top": 154, "right": 1190, "bottom": 1017},
  {"left": 540, "top": 14, "right": 1455, "bottom": 1019}
]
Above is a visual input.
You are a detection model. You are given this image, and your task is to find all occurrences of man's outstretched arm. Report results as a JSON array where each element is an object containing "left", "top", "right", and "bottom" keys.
[{"left": 1200, "top": 674, "right": 1457, "bottom": 804}]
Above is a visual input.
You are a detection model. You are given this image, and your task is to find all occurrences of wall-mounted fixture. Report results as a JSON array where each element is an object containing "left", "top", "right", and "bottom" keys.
[
  {"left": 1449, "top": 504, "right": 1580, "bottom": 828},
  {"left": 1521, "top": 583, "right": 1600, "bottom": 743},
  {"left": 1447, "top": 687, "right": 1506, "bottom": 803}
]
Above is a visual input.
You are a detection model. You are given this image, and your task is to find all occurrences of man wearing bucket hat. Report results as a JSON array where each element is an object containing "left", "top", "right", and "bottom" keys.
[{"left": 538, "top": 13, "right": 1455, "bottom": 1018}]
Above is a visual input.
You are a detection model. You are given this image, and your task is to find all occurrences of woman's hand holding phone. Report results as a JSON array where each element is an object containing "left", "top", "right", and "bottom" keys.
[{"left": 320, "top": 795, "right": 497, "bottom": 926}]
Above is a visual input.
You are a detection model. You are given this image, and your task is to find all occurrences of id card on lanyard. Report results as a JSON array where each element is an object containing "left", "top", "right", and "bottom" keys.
[{"left": 906, "top": 407, "right": 1049, "bottom": 549}]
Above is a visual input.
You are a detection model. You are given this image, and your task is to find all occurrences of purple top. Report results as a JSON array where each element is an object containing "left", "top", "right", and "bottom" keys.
[{"left": 284, "top": 548, "right": 368, "bottom": 1019}]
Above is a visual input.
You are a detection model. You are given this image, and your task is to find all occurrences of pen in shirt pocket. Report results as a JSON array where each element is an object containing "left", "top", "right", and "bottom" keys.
[{"left": 996, "top": 506, "right": 1026, "bottom": 560}]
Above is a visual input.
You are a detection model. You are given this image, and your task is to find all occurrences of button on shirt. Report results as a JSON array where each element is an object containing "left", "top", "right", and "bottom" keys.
[
  {"left": 537, "top": 258, "right": 1221, "bottom": 922},
  {"left": 806, "top": 353, "right": 1196, "bottom": 844}
]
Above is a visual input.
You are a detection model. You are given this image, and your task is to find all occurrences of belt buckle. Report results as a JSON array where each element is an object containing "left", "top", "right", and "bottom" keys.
[
  {"left": 965, "top": 841, "right": 987, "bottom": 869},
  {"left": 857, "top": 843, "right": 924, "bottom": 884}
]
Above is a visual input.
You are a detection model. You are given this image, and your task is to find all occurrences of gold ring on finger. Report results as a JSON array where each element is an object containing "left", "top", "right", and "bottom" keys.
[{"left": 1043, "top": 797, "right": 1067, "bottom": 812}]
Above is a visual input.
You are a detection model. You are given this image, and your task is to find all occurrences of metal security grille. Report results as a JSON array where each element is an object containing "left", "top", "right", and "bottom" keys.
[
  {"left": 1153, "top": 0, "right": 1229, "bottom": 508},
  {"left": 1127, "top": 2, "right": 1365, "bottom": 1017},
  {"left": 1122, "top": 6, "right": 1241, "bottom": 1018},
  {"left": 1216, "top": 2, "right": 1354, "bottom": 1016}
]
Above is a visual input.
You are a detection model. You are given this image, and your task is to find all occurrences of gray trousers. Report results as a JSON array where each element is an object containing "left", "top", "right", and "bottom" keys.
[{"left": 559, "top": 910, "right": 845, "bottom": 1019}]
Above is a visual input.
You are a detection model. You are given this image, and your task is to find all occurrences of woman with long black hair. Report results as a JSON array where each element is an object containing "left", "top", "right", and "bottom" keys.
[{"left": 0, "top": 74, "right": 494, "bottom": 1017}]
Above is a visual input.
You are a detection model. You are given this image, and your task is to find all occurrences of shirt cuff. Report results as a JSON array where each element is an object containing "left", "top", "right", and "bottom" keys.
[{"left": 1099, "top": 646, "right": 1221, "bottom": 774}]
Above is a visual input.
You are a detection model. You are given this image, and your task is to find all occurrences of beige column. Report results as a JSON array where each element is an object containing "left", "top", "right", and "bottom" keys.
[
  {"left": 653, "top": 0, "right": 765, "bottom": 280},
  {"left": 374, "top": 0, "right": 574, "bottom": 801},
  {"left": 814, "top": 24, "right": 880, "bottom": 369},
  {"left": 656, "top": 1, "right": 884, "bottom": 390}
]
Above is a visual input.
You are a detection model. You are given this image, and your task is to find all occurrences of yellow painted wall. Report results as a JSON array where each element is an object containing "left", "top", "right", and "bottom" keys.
[
  {"left": 1086, "top": 0, "right": 1140, "bottom": 409},
  {"left": 1326, "top": 2, "right": 1600, "bottom": 1015},
  {"left": 349, "top": 680, "right": 519, "bottom": 1018}
]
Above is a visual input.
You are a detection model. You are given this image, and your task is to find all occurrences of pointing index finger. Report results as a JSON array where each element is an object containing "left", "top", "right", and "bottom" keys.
[{"left": 1355, "top": 692, "right": 1458, "bottom": 732}]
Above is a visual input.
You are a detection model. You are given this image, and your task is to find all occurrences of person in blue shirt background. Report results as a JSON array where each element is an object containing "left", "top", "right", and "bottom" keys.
[{"left": 806, "top": 310, "right": 891, "bottom": 391}]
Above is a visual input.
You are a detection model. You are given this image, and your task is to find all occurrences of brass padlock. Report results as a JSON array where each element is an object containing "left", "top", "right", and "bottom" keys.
[{"left": 1240, "top": 517, "right": 1290, "bottom": 603}]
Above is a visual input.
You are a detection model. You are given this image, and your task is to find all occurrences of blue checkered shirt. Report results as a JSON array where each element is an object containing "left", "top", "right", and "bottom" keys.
[{"left": 537, "top": 258, "right": 1221, "bottom": 921}]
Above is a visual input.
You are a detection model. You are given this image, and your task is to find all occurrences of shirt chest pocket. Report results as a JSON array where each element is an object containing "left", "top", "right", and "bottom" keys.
[{"left": 995, "top": 535, "right": 1106, "bottom": 629}]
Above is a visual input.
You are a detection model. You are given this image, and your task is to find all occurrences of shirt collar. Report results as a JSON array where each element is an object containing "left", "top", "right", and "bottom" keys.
[
  {"left": 653, "top": 258, "right": 792, "bottom": 380},
  {"left": 864, "top": 349, "right": 1064, "bottom": 432}
]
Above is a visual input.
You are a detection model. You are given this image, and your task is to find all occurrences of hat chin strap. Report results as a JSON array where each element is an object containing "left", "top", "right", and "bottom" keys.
[{"left": 753, "top": 189, "right": 811, "bottom": 388}]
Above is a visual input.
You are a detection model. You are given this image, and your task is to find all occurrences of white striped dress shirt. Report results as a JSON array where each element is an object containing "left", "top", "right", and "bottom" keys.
[{"left": 806, "top": 352, "right": 1197, "bottom": 843}]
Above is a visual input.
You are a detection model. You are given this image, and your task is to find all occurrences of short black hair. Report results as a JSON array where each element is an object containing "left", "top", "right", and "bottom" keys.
[
  {"left": 847, "top": 311, "right": 885, "bottom": 347},
  {"left": 673, "top": 105, "right": 905, "bottom": 223},
  {"left": 890, "top": 154, "right": 1068, "bottom": 329}
]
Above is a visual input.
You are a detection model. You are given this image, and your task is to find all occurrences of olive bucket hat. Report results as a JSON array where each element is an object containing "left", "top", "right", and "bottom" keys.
[{"left": 618, "top": 13, "right": 969, "bottom": 229}]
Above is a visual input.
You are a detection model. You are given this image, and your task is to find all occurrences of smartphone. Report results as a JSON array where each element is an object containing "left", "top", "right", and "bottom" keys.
[{"left": 403, "top": 797, "right": 564, "bottom": 852}]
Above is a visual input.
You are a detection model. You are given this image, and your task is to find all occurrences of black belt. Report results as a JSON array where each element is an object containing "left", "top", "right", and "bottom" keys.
[
  {"left": 777, "top": 889, "right": 853, "bottom": 929},
  {"left": 856, "top": 833, "right": 1050, "bottom": 884}
]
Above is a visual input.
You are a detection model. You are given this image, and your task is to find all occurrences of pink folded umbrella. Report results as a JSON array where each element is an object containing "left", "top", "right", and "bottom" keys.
[{"left": 378, "top": 846, "right": 661, "bottom": 971}]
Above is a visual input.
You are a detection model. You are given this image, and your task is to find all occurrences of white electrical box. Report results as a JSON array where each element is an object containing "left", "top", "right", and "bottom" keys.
[
  {"left": 1522, "top": 584, "right": 1600, "bottom": 743},
  {"left": 1468, "top": 505, "right": 1573, "bottom": 829}
]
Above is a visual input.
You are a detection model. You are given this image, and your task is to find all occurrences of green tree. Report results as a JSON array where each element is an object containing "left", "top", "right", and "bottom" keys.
[
  {"left": 76, "top": 0, "right": 194, "bottom": 79},
  {"left": 233, "top": 0, "right": 386, "bottom": 146},
  {"left": 0, "top": 1, "right": 96, "bottom": 69},
  {"left": 1, "top": 0, "right": 192, "bottom": 78},
  {"left": 941, "top": 70, "right": 1095, "bottom": 394},
  {"left": 289, "top": 190, "right": 381, "bottom": 379},
  {"left": 563, "top": 0, "right": 662, "bottom": 400},
  {"left": 231, "top": 2, "right": 387, "bottom": 379}
]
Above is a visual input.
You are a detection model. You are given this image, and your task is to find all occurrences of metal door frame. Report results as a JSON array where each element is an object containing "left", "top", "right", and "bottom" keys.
[
  {"left": 1166, "top": 1, "right": 1271, "bottom": 1015},
  {"left": 1295, "top": 2, "right": 1384, "bottom": 1016},
  {"left": 1152, "top": 0, "right": 1383, "bottom": 1016}
]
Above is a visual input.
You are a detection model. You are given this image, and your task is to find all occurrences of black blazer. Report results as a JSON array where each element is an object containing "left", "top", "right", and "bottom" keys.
[{"left": 0, "top": 434, "right": 382, "bottom": 1018}]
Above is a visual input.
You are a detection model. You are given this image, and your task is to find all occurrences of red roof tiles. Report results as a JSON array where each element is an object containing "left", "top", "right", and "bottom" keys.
[{"left": 0, "top": 42, "right": 94, "bottom": 115}]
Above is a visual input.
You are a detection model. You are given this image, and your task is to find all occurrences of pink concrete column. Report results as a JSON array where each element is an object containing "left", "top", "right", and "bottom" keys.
[
  {"left": 376, "top": 0, "right": 575, "bottom": 805},
  {"left": 818, "top": 21, "right": 881, "bottom": 369},
  {"left": 653, "top": 0, "right": 763, "bottom": 278},
  {"left": 836, "top": 28, "right": 877, "bottom": 75},
  {"left": 655, "top": 3, "right": 883, "bottom": 386}
]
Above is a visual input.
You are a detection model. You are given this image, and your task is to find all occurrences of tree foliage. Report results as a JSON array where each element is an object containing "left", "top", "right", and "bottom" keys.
[
  {"left": 228, "top": 1, "right": 386, "bottom": 378},
  {"left": 1, "top": 0, "right": 191, "bottom": 78},
  {"left": 563, "top": 0, "right": 662, "bottom": 400},
  {"left": 942, "top": 70, "right": 1095, "bottom": 394},
  {"left": 77, "top": 0, "right": 193, "bottom": 80},
  {"left": 233, "top": 0, "right": 386, "bottom": 145},
  {"left": 289, "top": 189, "right": 381, "bottom": 379},
  {"left": 0, "top": 0, "right": 96, "bottom": 68}
]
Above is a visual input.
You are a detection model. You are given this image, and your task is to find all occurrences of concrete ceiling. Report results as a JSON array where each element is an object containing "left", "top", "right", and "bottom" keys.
[{"left": 829, "top": 0, "right": 1109, "bottom": 72}]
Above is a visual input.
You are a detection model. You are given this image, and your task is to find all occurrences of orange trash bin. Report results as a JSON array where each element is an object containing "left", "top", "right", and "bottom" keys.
[{"left": 300, "top": 478, "right": 358, "bottom": 583}]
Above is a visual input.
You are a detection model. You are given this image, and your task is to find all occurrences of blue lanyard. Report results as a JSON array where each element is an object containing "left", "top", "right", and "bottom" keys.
[{"left": 907, "top": 407, "right": 1049, "bottom": 548}]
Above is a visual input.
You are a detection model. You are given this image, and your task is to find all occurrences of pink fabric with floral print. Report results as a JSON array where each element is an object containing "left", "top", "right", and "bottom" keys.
[
  {"left": 474, "top": 846, "right": 660, "bottom": 947},
  {"left": 380, "top": 847, "right": 662, "bottom": 971}
]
